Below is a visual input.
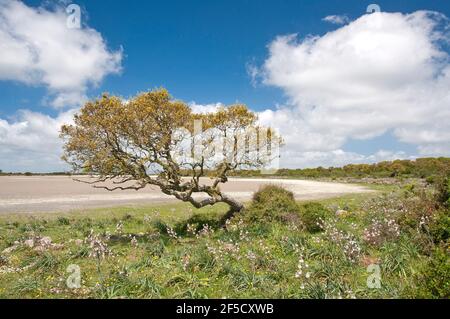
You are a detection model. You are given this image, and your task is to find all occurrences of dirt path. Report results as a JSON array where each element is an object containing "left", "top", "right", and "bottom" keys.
[{"left": 0, "top": 176, "right": 372, "bottom": 213}]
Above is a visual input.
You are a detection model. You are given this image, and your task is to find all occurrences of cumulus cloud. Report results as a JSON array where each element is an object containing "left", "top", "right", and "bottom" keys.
[
  {"left": 182, "top": 101, "right": 416, "bottom": 169},
  {"left": 0, "top": 0, "right": 123, "bottom": 172},
  {"left": 322, "top": 15, "right": 350, "bottom": 25},
  {"left": 257, "top": 11, "right": 450, "bottom": 167},
  {"left": 0, "top": 108, "right": 76, "bottom": 172},
  {"left": 0, "top": 0, "right": 122, "bottom": 108}
]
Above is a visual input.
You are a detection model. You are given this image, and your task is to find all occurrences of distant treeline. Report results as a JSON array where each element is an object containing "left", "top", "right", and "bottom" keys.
[
  {"left": 1, "top": 157, "right": 450, "bottom": 179},
  {"left": 228, "top": 157, "right": 450, "bottom": 179}
]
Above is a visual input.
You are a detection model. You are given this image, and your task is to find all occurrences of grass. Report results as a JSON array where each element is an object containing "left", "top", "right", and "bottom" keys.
[{"left": 0, "top": 181, "right": 447, "bottom": 299}]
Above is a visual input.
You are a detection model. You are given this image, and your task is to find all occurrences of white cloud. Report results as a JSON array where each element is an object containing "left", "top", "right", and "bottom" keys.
[
  {"left": 189, "top": 102, "right": 224, "bottom": 114},
  {"left": 0, "top": 0, "right": 122, "bottom": 172},
  {"left": 322, "top": 15, "right": 350, "bottom": 25},
  {"left": 0, "top": 109, "right": 76, "bottom": 172},
  {"left": 0, "top": 0, "right": 122, "bottom": 108},
  {"left": 149, "top": 100, "right": 416, "bottom": 169},
  {"left": 257, "top": 11, "right": 450, "bottom": 166},
  {"left": 246, "top": 61, "right": 260, "bottom": 87}
]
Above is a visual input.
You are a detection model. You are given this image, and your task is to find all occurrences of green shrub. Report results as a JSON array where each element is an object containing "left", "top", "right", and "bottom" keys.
[
  {"left": 57, "top": 217, "right": 70, "bottom": 225},
  {"left": 414, "top": 246, "right": 450, "bottom": 298},
  {"left": 245, "top": 185, "right": 300, "bottom": 223},
  {"left": 299, "top": 202, "right": 331, "bottom": 233},
  {"left": 151, "top": 219, "right": 168, "bottom": 234},
  {"left": 174, "top": 213, "right": 222, "bottom": 235},
  {"left": 428, "top": 210, "right": 450, "bottom": 243},
  {"left": 434, "top": 175, "right": 450, "bottom": 207},
  {"left": 425, "top": 175, "right": 436, "bottom": 185}
]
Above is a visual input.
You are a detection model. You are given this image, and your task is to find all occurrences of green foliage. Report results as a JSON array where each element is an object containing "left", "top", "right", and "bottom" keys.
[
  {"left": 425, "top": 175, "right": 436, "bottom": 185},
  {"left": 245, "top": 185, "right": 300, "bottom": 223},
  {"left": 151, "top": 219, "right": 169, "bottom": 234},
  {"left": 299, "top": 202, "right": 331, "bottom": 233},
  {"left": 229, "top": 157, "right": 450, "bottom": 179},
  {"left": 174, "top": 213, "right": 222, "bottom": 235},
  {"left": 413, "top": 246, "right": 450, "bottom": 298},
  {"left": 434, "top": 175, "right": 450, "bottom": 207},
  {"left": 57, "top": 217, "right": 70, "bottom": 225},
  {"left": 32, "top": 252, "right": 60, "bottom": 270},
  {"left": 12, "top": 277, "right": 40, "bottom": 294},
  {"left": 428, "top": 210, "right": 450, "bottom": 243}
]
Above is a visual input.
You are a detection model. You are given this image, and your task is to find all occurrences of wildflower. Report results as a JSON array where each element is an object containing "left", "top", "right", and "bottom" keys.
[
  {"left": 225, "top": 218, "right": 232, "bottom": 230},
  {"left": 196, "top": 224, "right": 214, "bottom": 238},
  {"left": 295, "top": 252, "right": 312, "bottom": 282},
  {"left": 130, "top": 236, "right": 138, "bottom": 247},
  {"left": 207, "top": 239, "right": 240, "bottom": 261},
  {"left": 116, "top": 221, "right": 123, "bottom": 234},
  {"left": 143, "top": 215, "right": 151, "bottom": 223},
  {"left": 166, "top": 226, "right": 178, "bottom": 240},
  {"left": 246, "top": 251, "right": 257, "bottom": 261},
  {"left": 238, "top": 227, "right": 250, "bottom": 241},
  {"left": 321, "top": 219, "right": 361, "bottom": 262},
  {"left": 182, "top": 254, "right": 191, "bottom": 271},
  {"left": 225, "top": 218, "right": 245, "bottom": 234},
  {"left": 257, "top": 240, "right": 271, "bottom": 257},
  {"left": 85, "top": 230, "right": 112, "bottom": 260},
  {"left": 363, "top": 218, "right": 400, "bottom": 246},
  {"left": 186, "top": 223, "right": 197, "bottom": 236}
]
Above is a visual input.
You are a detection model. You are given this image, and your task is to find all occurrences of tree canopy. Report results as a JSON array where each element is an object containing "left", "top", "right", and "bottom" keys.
[{"left": 61, "top": 88, "right": 282, "bottom": 220}]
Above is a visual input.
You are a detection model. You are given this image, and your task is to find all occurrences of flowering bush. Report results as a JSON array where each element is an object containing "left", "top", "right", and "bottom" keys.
[
  {"left": 363, "top": 218, "right": 400, "bottom": 246},
  {"left": 320, "top": 219, "right": 362, "bottom": 263},
  {"left": 84, "top": 230, "right": 112, "bottom": 260}
]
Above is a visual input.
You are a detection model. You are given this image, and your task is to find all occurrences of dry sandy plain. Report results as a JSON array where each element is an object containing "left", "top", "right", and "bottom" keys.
[{"left": 0, "top": 176, "right": 372, "bottom": 214}]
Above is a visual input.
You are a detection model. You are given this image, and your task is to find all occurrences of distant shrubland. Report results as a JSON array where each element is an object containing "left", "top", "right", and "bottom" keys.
[{"left": 228, "top": 157, "right": 450, "bottom": 179}]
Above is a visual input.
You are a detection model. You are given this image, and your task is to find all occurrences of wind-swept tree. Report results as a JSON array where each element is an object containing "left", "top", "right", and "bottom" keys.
[{"left": 61, "top": 88, "right": 281, "bottom": 222}]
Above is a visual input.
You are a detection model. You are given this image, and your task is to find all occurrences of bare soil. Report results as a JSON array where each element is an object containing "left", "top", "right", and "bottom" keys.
[{"left": 0, "top": 176, "right": 372, "bottom": 213}]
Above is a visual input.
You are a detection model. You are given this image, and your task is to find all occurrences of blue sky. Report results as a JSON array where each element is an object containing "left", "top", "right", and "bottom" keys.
[{"left": 0, "top": 0, "right": 450, "bottom": 171}]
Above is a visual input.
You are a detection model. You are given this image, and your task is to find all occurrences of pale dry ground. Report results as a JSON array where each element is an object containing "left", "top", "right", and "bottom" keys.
[{"left": 0, "top": 176, "right": 373, "bottom": 214}]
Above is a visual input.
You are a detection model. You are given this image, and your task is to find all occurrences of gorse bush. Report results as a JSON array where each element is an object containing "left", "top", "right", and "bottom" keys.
[
  {"left": 299, "top": 202, "right": 331, "bottom": 233},
  {"left": 245, "top": 185, "right": 300, "bottom": 223}
]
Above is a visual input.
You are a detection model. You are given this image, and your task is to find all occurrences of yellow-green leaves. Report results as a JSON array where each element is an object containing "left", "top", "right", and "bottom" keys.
[{"left": 60, "top": 87, "right": 282, "bottom": 214}]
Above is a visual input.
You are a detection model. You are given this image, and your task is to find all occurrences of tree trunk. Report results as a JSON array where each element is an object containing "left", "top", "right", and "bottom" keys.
[{"left": 219, "top": 194, "right": 244, "bottom": 226}]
